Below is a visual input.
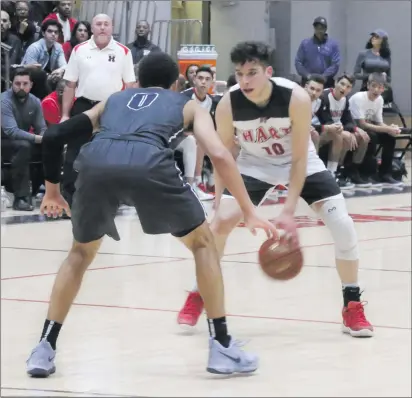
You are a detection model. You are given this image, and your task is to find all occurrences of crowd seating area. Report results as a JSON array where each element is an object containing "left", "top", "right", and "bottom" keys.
[{"left": 1, "top": 1, "right": 410, "bottom": 213}]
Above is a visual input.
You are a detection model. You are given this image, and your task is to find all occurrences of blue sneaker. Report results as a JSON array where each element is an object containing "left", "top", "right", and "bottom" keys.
[
  {"left": 26, "top": 339, "right": 56, "bottom": 377},
  {"left": 206, "top": 337, "right": 258, "bottom": 375}
]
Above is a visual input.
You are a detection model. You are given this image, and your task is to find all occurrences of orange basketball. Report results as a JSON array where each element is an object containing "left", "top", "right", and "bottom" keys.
[{"left": 258, "top": 236, "right": 304, "bottom": 280}]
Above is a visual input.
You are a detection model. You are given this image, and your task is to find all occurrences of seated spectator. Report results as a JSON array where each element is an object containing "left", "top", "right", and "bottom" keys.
[
  {"left": 306, "top": 74, "right": 347, "bottom": 186},
  {"left": 354, "top": 29, "right": 391, "bottom": 91},
  {"left": 42, "top": 0, "right": 76, "bottom": 44},
  {"left": 41, "top": 78, "right": 69, "bottom": 125},
  {"left": 349, "top": 72, "right": 402, "bottom": 186},
  {"left": 22, "top": 19, "right": 66, "bottom": 77},
  {"left": 126, "top": 20, "right": 161, "bottom": 64},
  {"left": 181, "top": 66, "right": 215, "bottom": 199},
  {"left": 11, "top": 1, "right": 36, "bottom": 56},
  {"left": 1, "top": 10, "right": 22, "bottom": 91},
  {"left": 1, "top": 68, "right": 46, "bottom": 210},
  {"left": 316, "top": 74, "right": 371, "bottom": 188},
  {"left": 62, "top": 20, "right": 91, "bottom": 62}
]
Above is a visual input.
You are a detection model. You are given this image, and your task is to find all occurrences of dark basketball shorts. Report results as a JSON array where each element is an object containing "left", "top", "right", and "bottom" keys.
[
  {"left": 223, "top": 170, "right": 341, "bottom": 207},
  {"left": 71, "top": 138, "right": 206, "bottom": 243}
]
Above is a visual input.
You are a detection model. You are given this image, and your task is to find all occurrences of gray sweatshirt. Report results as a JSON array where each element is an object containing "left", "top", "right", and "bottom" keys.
[{"left": 1, "top": 89, "right": 47, "bottom": 141}]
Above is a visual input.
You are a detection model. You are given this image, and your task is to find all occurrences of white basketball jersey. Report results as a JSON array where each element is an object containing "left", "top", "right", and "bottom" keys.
[{"left": 229, "top": 77, "right": 325, "bottom": 185}]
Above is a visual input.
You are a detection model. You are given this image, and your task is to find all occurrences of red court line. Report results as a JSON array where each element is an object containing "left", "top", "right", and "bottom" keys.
[
  {"left": 225, "top": 233, "right": 412, "bottom": 257},
  {"left": 2, "top": 297, "right": 410, "bottom": 331},
  {"left": 1, "top": 259, "right": 185, "bottom": 281},
  {"left": 1, "top": 246, "right": 186, "bottom": 261}
]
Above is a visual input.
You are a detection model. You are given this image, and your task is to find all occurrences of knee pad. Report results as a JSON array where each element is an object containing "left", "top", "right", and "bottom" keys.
[{"left": 315, "top": 196, "right": 358, "bottom": 260}]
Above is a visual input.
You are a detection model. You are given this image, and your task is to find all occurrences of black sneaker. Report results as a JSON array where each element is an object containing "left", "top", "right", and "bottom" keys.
[
  {"left": 379, "top": 174, "right": 404, "bottom": 187},
  {"left": 349, "top": 170, "right": 371, "bottom": 188},
  {"left": 337, "top": 177, "right": 355, "bottom": 190},
  {"left": 367, "top": 176, "right": 383, "bottom": 187},
  {"left": 12, "top": 198, "right": 34, "bottom": 211}
]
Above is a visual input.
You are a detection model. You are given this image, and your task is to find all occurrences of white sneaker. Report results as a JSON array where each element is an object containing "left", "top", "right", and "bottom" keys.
[
  {"left": 193, "top": 185, "right": 214, "bottom": 201},
  {"left": 207, "top": 338, "right": 258, "bottom": 375}
]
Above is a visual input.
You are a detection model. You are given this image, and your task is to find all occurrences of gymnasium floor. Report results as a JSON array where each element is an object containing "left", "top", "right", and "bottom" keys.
[{"left": 1, "top": 178, "right": 411, "bottom": 397}]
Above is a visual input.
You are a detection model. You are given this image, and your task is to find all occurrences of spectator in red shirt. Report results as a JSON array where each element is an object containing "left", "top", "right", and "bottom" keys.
[
  {"left": 62, "top": 20, "right": 91, "bottom": 62},
  {"left": 41, "top": 79, "right": 70, "bottom": 125},
  {"left": 42, "top": 1, "right": 76, "bottom": 44}
]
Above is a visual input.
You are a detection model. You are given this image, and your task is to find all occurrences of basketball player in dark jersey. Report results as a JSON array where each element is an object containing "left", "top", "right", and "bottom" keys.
[
  {"left": 178, "top": 42, "right": 373, "bottom": 338},
  {"left": 26, "top": 52, "right": 278, "bottom": 377}
]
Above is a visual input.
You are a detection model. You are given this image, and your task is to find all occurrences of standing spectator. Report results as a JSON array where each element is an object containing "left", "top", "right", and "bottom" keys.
[
  {"left": 60, "top": 13, "right": 135, "bottom": 208},
  {"left": 62, "top": 20, "right": 91, "bottom": 62},
  {"left": 126, "top": 20, "right": 161, "bottom": 64},
  {"left": 41, "top": 79, "right": 69, "bottom": 125},
  {"left": 1, "top": 68, "right": 46, "bottom": 210},
  {"left": 1, "top": 10, "right": 22, "bottom": 91},
  {"left": 295, "top": 17, "right": 340, "bottom": 88},
  {"left": 353, "top": 29, "right": 391, "bottom": 91},
  {"left": 10, "top": 1, "right": 36, "bottom": 56},
  {"left": 42, "top": 1, "right": 76, "bottom": 44},
  {"left": 349, "top": 73, "right": 402, "bottom": 186}
]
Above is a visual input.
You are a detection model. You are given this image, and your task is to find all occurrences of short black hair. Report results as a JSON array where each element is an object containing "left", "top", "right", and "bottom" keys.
[
  {"left": 336, "top": 73, "right": 355, "bottom": 86},
  {"left": 41, "top": 19, "right": 62, "bottom": 34},
  {"left": 230, "top": 41, "right": 271, "bottom": 66},
  {"left": 12, "top": 67, "right": 31, "bottom": 81},
  {"left": 195, "top": 66, "right": 213, "bottom": 77},
  {"left": 226, "top": 74, "right": 237, "bottom": 88},
  {"left": 368, "top": 72, "right": 386, "bottom": 85},
  {"left": 306, "top": 74, "right": 326, "bottom": 86},
  {"left": 138, "top": 52, "right": 179, "bottom": 89}
]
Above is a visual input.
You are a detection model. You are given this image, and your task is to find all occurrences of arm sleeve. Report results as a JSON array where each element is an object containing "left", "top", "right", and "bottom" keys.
[{"left": 42, "top": 113, "right": 93, "bottom": 183}]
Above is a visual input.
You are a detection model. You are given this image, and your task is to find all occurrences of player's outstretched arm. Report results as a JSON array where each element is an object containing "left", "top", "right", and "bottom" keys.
[
  {"left": 183, "top": 100, "right": 277, "bottom": 237},
  {"left": 41, "top": 100, "right": 107, "bottom": 218}
]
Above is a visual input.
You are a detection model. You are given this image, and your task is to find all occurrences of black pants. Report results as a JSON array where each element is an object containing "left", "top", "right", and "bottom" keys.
[
  {"left": 360, "top": 129, "right": 395, "bottom": 177},
  {"left": 62, "top": 97, "right": 99, "bottom": 205},
  {"left": 1, "top": 138, "right": 42, "bottom": 198}
]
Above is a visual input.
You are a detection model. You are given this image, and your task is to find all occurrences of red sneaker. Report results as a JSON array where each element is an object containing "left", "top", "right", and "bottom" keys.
[
  {"left": 342, "top": 301, "right": 374, "bottom": 337},
  {"left": 177, "top": 291, "right": 204, "bottom": 327},
  {"left": 197, "top": 183, "right": 210, "bottom": 194}
]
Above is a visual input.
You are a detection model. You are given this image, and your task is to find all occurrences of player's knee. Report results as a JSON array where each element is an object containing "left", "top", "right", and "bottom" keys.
[
  {"left": 182, "top": 222, "right": 215, "bottom": 251},
  {"left": 315, "top": 196, "right": 358, "bottom": 260},
  {"left": 67, "top": 241, "right": 99, "bottom": 271}
]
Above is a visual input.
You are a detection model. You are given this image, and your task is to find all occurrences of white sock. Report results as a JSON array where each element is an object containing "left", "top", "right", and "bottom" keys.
[
  {"left": 195, "top": 176, "right": 202, "bottom": 184},
  {"left": 191, "top": 283, "right": 198, "bottom": 292},
  {"left": 327, "top": 161, "right": 338, "bottom": 173},
  {"left": 342, "top": 283, "right": 359, "bottom": 289}
]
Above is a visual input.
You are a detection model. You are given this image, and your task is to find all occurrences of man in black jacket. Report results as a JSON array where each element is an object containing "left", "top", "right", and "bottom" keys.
[{"left": 126, "top": 20, "right": 161, "bottom": 64}]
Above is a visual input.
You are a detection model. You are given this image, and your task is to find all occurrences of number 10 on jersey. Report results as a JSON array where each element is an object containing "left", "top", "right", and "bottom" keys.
[{"left": 262, "top": 143, "right": 285, "bottom": 156}]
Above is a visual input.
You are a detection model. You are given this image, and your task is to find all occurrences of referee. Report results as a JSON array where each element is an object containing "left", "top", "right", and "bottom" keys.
[{"left": 60, "top": 13, "right": 135, "bottom": 207}]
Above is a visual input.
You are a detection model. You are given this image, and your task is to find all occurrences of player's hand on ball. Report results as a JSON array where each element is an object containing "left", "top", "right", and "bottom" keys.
[
  {"left": 40, "top": 193, "right": 71, "bottom": 219},
  {"left": 275, "top": 210, "right": 299, "bottom": 246},
  {"left": 243, "top": 210, "right": 279, "bottom": 238}
]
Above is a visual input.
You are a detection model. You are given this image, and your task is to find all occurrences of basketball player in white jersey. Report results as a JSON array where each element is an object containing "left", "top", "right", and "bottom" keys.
[{"left": 178, "top": 41, "right": 373, "bottom": 338}]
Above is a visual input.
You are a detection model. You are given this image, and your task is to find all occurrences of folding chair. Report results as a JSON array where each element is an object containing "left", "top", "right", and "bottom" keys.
[{"left": 376, "top": 87, "right": 411, "bottom": 161}]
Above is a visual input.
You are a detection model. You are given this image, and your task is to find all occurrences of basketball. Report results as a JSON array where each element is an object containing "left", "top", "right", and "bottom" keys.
[{"left": 258, "top": 235, "right": 304, "bottom": 280}]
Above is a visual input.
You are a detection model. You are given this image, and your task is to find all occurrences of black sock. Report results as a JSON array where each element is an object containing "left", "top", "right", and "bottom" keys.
[
  {"left": 208, "top": 317, "right": 231, "bottom": 348},
  {"left": 40, "top": 319, "right": 62, "bottom": 350},
  {"left": 342, "top": 286, "right": 361, "bottom": 307}
]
